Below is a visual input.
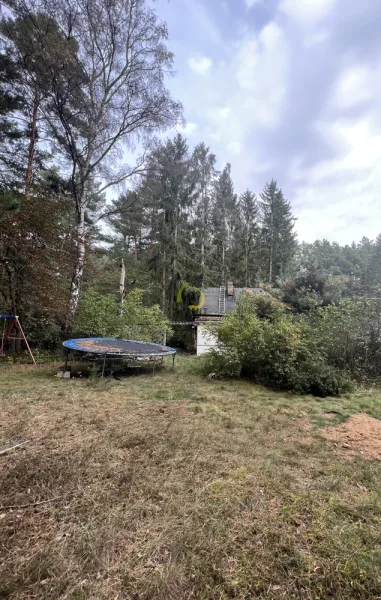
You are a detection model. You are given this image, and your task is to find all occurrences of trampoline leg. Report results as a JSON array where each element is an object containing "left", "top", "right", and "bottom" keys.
[
  {"left": 152, "top": 357, "right": 156, "bottom": 375},
  {"left": 64, "top": 348, "right": 68, "bottom": 372},
  {"left": 102, "top": 354, "right": 107, "bottom": 377},
  {"left": 172, "top": 355, "right": 175, "bottom": 370}
]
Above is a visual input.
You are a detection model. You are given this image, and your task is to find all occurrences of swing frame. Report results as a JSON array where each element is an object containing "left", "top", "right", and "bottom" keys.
[{"left": 0, "top": 314, "right": 37, "bottom": 366}]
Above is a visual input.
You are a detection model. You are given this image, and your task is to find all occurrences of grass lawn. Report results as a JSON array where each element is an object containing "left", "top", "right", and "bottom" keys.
[{"left": 1, "top": 356, "right": 381, "bottom": 599}]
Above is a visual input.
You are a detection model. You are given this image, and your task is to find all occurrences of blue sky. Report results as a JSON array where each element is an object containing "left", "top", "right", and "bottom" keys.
[{"left": 150, "top": 0, "right": 381, "bottom": 244}]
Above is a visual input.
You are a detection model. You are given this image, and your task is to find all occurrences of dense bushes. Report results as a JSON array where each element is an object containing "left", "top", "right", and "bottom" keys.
[
  {"left": 74, "top": 288, "right": 172, "bottom": 342},
  {"left": 306, "top": 298, "right": 381, "bottom": 380},
  {"left": 200, "top": 292, "right": 381, "bottom": 396}
]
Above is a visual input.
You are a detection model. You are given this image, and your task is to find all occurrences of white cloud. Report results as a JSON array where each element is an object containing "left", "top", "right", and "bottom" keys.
[
  {"left": 188, "top": 55, "right": 213, "bottom": 75},
  {"left": 228, "top": 141, "right": 242, "bottom": 155},
  {"left": 311, "top": 117, "right": 381, "bottom": 177},
  {"left": 178, "top": 122, "right": 198, "bottom": 136},
  {"left": 245, "top": 0, "right": 260, "bottom": 7},
  {"left": 279, "top": 0, "right": 336, "bottom": 25},
  {"left": 295, "top": 116, "right": 381, "bottom": 242},
  {"left": 304, "top": 30, "right": 329, "bottom": 47},
  {"left": 332, "top": 64, "right": 377, "bottom": 110},
  {"left": 208, "top": 130, "right": 221, "bottom": 142},
  {"left": 235, "top": 22, "right": 289, "bottom": 127},
  {"left": 211, "top": 106, "right": 231, "bottom": 121}
]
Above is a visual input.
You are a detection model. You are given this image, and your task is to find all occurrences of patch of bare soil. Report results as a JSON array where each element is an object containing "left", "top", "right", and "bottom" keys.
[{"left": 321, "top": 413, "right": 381, "bottom": 460}]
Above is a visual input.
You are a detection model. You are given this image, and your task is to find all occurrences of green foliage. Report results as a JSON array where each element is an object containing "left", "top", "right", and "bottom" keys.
[
  {"left": 307, "top": 297, "right": 381, "bottom": 380},
  {"left": 201, "top": 292, "right": 356, "bottom": 397},
  {"left": 167, "top": 325, "right": 195, "bottom": 350},
  {"left": 74, "top": 290, "right": 120, "bottom": 337},
  {"left": 74, "top": 288, "right": 172, "bottom": 342},
  {"left": 200, "top": 347, "right": 242, "bottom": 378},
  {"left": 121, "top": 288, "right": 173, "bottom": 342},
  {"left": 259, "top": 180, "right": 297, "bottom": 283}
]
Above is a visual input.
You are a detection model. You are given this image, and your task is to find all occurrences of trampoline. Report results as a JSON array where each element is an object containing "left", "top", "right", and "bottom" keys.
[{"left": 63, "top": 338, "right": 176, "bottom": 375}]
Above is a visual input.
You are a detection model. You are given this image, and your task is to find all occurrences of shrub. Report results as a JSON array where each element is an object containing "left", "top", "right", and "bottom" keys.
[
  {"left": 74, "top": 288, "right": 172, "bottom": 342},
  {"left": 201, "top": 347, "right": 242, "bottom": 378},
  {"left": 286, "top": 362, "right": 353, "bottom": 397},
  {"left": 306, "top": 298, "right": 381, "bottom": 380},
  {"left": 200, "top": 291, "right": 356, "bottom": 397}
]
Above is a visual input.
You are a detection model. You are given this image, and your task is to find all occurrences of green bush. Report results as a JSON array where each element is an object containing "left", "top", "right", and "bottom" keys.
[
  {"left": 200, "top": 292, "right": 356, "bottom": 397},
  {"left": 306, "top": 298, "right": 381, "bottom": 380},
  {"left": 201, "top": 347, "right": 242, "bottom": 378},
  {"left": 286, "top": 362, "right": 353, "bottom": 397},
  {"left": 74, "top": 288, "right": 172, "bottom": 342}
]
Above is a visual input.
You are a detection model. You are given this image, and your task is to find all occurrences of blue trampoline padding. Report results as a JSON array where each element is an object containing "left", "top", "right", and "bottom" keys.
[
  {"left": 0, "top": 314, "right": 14, "bottom": 318},
  {"left": 63, "top": 337, "right": 176, "bottom": 356}
]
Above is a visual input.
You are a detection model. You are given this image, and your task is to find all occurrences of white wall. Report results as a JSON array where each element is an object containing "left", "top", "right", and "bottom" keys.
[{"left": 196, "top": 324, "right": 218, "bottom": 355}]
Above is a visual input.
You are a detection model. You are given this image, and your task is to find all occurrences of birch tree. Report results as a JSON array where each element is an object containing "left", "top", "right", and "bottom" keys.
[{"left": 9, "top": 0, "right": 182, "bottom": 330}]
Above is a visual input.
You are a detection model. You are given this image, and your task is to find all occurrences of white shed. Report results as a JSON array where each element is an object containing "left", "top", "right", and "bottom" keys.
[
  {"left": 196, "top": 322, "right": 219, "bottom": 355},
  {"left": 194, "top": 284, "right": 269, "bottom": 356}
]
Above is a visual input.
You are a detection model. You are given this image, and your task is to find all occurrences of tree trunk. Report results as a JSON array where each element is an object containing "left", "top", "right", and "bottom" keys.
[
  {"left": 25, "top": 88, "right": 39, "bottom": 200},
  {"left": 119, "top": 258, "right": 126, "bottom": 308},
  {"left": 269, "top": 206, "right": 274, "bottom": 283},
  {"left": 162, "top": 249, "right": 166, "bottom": 316},
  {"left": 245, "top": 236, "right": 249, "bottom": 288},
  {"left": 4, "top": 255, "right": 16, "bottom": 315},
  {"left": 222, "top": 241, "right": 225, "bottom": 284},
  {"left": 201, "top": 240, "right": 205, "bottom": 288},
  {"left": 169, "top": 213, "right": 178, "bottom": 322},
  {"left": 201, "top": 175, "right": 206, "bottom": 287},
  {"left": 269, "top": 241, "right": 273, "bottom": 283},
  {"left": 65, "top": 206, "right": 86, "bottom": 333}
]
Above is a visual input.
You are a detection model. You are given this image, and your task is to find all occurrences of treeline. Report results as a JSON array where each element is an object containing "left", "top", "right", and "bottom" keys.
[{"left": 104, "top": 136, "right": 297, "bottom": 320}]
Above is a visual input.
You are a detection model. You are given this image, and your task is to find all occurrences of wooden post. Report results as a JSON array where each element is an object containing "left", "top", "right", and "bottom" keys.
[{"left": 15, "top": 317, "right": 37, "bottom": 366}]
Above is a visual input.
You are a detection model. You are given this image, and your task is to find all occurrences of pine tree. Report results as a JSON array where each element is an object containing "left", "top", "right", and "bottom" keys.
[
  {"left": 107, "top": 191, "right": 147, "bottom": 255},
  {"left": 0, "top": 52, "right": 25, "bottom": 192},
  {"left": 371, "top": 234, "right": 381, "bottom": 291},
  {"left": 234, "top": 189, "right": 259, "bottom": 287},
  {"left": 141, "top": 134, "right": 195, "bottom": 318},
  {"left": 191, "top": 142, "right": 216, "bottom": 286},
  {"left": 211, "top": 163, "right": 237, "bottom": 283},
  {"left": 259, "top": 180, "right": 297, "bottom": 283}
]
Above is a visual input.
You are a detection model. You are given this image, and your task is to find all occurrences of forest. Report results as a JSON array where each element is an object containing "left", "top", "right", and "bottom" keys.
[{"left": 1, "top": 0, "right": 381, "bottom": 354}]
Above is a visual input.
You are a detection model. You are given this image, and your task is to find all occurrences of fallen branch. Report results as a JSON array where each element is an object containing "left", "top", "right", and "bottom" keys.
[
  {"left": 1, "top": 496, "right": 63, "bottom": 510},
  {"left": 0, "top": 440, "right": 30, "bottom": 456}
]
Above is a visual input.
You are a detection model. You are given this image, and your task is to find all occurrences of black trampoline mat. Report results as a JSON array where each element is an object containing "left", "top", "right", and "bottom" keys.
[{"left": 63, "top": 338, "right": 176, "bottom": 356}]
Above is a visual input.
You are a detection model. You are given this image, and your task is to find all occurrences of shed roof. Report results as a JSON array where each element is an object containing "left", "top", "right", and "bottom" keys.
[{"left": 199, "top": 287, "right": 268, "bottom": 316}]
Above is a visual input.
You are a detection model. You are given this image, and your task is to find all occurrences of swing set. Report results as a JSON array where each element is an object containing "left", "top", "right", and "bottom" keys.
[{"left": 0, "top": 314, "right": 37, "bottom": 365}]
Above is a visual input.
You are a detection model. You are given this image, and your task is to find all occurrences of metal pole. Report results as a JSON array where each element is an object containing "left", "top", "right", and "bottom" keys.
[
  {"left": 102, "top": 353, "right": 107, "bottom": 377},
  {"left": 172, "top": 354, "right": 175, "bottom": 370},
  {"left": 64, "top": 347, "right": 68, "bottom": 372}
]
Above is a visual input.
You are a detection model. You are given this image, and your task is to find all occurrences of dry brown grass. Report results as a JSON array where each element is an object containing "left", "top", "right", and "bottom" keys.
[{"left": 1, "top": 357, "right": 381, "bottom": 599}]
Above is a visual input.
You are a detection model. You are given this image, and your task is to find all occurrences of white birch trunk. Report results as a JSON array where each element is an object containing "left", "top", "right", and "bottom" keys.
[{"left": 65, "top": 205, "right": 86, "bottom": 332}]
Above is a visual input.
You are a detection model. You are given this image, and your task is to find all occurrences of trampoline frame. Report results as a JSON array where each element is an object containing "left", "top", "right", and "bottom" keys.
[{"left": 62, "top": 338, "right": 176, "bottom": 376}]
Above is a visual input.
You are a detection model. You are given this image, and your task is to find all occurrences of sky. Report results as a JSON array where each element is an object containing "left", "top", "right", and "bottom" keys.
[{"left": 149, "top": 0, "right": 381, "bottom": 244}]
